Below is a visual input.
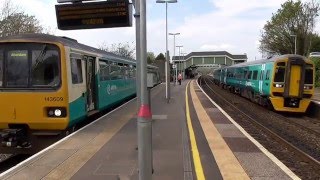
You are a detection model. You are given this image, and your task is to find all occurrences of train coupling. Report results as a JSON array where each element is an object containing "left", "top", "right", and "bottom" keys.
[{"left": 0, "top": 129, "right": 31, "bottom": 148}]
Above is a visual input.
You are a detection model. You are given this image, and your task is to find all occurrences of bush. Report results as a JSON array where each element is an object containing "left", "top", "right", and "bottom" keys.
[{"left": 310, "top": 57, "right": 320, "bottom": 87}]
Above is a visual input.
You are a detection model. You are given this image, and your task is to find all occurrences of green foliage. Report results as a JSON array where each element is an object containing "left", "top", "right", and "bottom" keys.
[
  {"left": 310, "top": 33, "right": 320, "bottom": 52},
  {"left": 309, "top": 34, "right": 320, "bottom": 87},
  {"left": 260, "top": 0, "right": 320, "bottom": 56},
  {"left": 155, "top": 53, "right": 165, "bottom": 61},
  {"left": 0, "top": 0, "right": 46, "bottom": 37},
  {"left": 310, "top": 56, "right": 320, "bottom": 87},
  {"left": 98, "top": 42, "right": 135, "bottom": 59},
  {"left": 147, "top": 52, "right": 155, "bottom": 64}
]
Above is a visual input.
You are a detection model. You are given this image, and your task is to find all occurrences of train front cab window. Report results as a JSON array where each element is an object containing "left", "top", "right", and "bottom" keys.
[
  {"left": 32, "top": 48, "right": 60, "bottom": 87},
  {"left": 274, "top": 62, "right": 286, "bottom": 87},
  {"left": 0, "top": 43, "right": 60, "bottom": 89},
  {"left": 304, "top": 64, "right": 313, "bottom": 90}
]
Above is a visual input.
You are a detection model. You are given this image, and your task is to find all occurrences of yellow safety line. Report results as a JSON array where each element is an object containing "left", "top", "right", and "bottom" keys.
[{"left": 185, "top": 81, "right": 206, "bottom": 180}]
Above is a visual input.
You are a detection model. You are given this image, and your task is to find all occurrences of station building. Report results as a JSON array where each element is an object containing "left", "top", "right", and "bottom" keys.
[{"left": 172, "top": 51, "right": 248, "bottom": 78}]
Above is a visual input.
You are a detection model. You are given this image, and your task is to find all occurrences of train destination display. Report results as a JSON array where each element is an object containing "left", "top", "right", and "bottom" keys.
[{"left": 56, "top": 0, "right": 132, "bottom": 30}]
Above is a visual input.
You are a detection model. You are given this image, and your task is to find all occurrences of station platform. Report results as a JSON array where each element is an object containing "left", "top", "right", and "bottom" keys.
[{"left": 0, "top": 80, "right": 298, "bottom": 180}]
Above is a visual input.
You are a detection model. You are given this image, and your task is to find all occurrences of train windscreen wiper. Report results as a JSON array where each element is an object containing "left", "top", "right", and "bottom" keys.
[{"left": 32, "top": 44, "right": 48, "bottom": 71}]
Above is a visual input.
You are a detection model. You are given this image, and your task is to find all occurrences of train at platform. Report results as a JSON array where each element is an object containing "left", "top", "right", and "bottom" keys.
[
  {"left": 0, "top": 33, "right": 159, "bottom": 153},
  {"left": 212, "top": 54, "right": 314, "bottom": 113}
]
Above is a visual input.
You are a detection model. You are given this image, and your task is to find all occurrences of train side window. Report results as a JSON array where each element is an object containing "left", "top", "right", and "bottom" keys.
[
  {"left": 260, "top": 70, "right": 264, "bottom": 80},
  {"left": 252, "top": 70, "right": 258, "bottom": 80},
  {"left": 71, "top": 58, "right": 83, "bottom": 84},
  {"left": 243, "top": 70, "right": 247, "bottom": 79},
  {"left": 0, "top": 50, "right": 2, "bottom": 86},
  {"left": 129, "top": 65, "right": 134, "bottom": 78},
  {"left": 123, "top": 64, "right": 129, "bottom": 79},
  {"left": 99, "top": 60, "right": 110, "bottom": 81},
  {"left": 265, "top": 70, "right": 270, "bottom": 80},
  {"left": 110, "top": 62, "right": 120, "bottom": 80},
  {"left": 133, "top": 65, "right": 136, "bottom": 78},
  {"left": 247, "top": 71, "right": 252, "bottom": 80},
  {"left": 118, "top": 63, "right": 124, "bottom": 79}
]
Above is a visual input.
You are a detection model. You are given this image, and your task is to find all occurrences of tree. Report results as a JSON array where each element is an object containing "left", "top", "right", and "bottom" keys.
[
  {"left": 309, "top": 33, "right": 320, "bottom": 87},
  {"left": 147, "top": 52, "right": 155, "bottom": 64},
  {"left": 98, "top": 42, "right": 135, "bottom": 59},
  {"left": 155, "top": 53, "right": 165, "bottom": 61},
  {"left": 0, "top": 0, "right": 46, "bottom": 37},
  {"left": 259, "top": 0, "right": 320, "bottom": 56},
  {"left": 310, "top": 33, "right": 320, "bottom": 53}
]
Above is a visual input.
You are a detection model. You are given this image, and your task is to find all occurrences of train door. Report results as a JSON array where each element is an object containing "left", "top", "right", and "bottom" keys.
[
  {"left": 288, "top": 65, "right": 301, "bottom": 96},
  {"left": 85, "top": 56, "right": 96, "bottom": 111},
  {"left": 284, "top": 57, "right": 304, "bottom": 98}
]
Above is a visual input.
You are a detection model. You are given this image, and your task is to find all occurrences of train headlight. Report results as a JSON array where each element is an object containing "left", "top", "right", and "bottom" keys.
[
  {"left": 304, "top": 85, "right": 313, "bottom": 90},
  {"left": 54, "top": 109, "right": 62, "bottom": 117},
  {"left": 47, "top": 107, "right": 66, "bottom": 118},
  {"left": 274, "top": 83, "right": 284, "bottom": 88}
]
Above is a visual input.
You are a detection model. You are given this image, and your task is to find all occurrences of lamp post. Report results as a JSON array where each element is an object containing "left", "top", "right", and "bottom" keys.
[
  {"left": 181, "top": 52, "right": 186, "bottom": 79},
  {"left": 290, "top": 34, "right": 297, "bottom": 54},
  {"left": 176, "top": 45, "right": 183, "bottom": 75},
  {"left": 169, "top": 32, "right": 180, "bottom": 85},
  {"left": 156, "top": 0, "right": 177, "bottom": 103}
]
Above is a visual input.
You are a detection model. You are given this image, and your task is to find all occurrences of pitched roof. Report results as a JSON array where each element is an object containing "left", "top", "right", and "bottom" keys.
[{"left": 172, "top": 51, "right": 247, "bottom": 60}]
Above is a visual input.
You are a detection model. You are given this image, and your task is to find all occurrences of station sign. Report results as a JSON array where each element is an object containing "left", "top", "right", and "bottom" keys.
[{"left": 55, "top": 0, "right": 132, "bottom": 30}]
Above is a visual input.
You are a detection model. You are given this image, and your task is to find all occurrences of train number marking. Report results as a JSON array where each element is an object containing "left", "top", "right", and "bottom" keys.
[{"left": 44, "top": 97, "right": 64, "bottom": 102}]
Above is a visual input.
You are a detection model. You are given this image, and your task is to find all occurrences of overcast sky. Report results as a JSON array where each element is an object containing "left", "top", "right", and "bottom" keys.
[{"left": 1, "top": 0, "right": 319, "bottom": 61}]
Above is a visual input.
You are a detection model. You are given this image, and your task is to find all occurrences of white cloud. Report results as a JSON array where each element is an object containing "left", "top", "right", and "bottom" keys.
[
  {"left": 1, "top": 0, "right": 318, "bottom": 62},
  {"left": 210, "top": 0, "right": 287, "bottom": 17},
  {"left": 200, "top": 43, "right": 235, "bottom": 51}
]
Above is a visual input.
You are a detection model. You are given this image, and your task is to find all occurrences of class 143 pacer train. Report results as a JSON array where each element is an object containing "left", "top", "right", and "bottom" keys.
[
  {"left": 0, "top": 34, "right": 160, "bottom": 153},
  {"left": 212, "top": 54, "right": 314, "bottom": 113}
]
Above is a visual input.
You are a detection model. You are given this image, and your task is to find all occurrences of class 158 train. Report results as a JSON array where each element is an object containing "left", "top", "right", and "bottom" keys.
[
  {"left": 212, "top": 54, "right": 314, "bottom": 113},
  {"left": 0, "top": 33, "right": 159, "bottom": 152}
]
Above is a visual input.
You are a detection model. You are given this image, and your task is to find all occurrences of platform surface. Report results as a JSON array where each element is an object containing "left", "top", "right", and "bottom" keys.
[{"left": 1, "top": 80, "right": 297, "bottom": 180}]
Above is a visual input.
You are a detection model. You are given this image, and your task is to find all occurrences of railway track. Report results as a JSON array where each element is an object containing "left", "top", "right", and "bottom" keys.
[
  {"left": 198, "top": 75, "right": 320, "bottom": 179},
  {"left": 203, "top": 76, "right": 320, "bottom": 151}
]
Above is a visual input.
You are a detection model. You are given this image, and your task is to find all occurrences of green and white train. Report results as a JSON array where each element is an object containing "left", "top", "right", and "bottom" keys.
[{"left": 213, "top": 54, "right": 314, "bottom": 113}]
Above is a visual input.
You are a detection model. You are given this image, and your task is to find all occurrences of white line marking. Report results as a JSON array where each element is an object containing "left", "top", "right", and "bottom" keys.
[
  {"left": 0, "top": 83, "right": 164, "bottom": 178},
  {"left": 0, "top": 97, "right": 137, "bottom": 178},
  {"left": 197, "top": 80, "right": 301, "bottom": 180}
]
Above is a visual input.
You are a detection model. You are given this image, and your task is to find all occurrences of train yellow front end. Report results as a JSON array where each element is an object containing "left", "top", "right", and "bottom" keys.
[
  {"left": 0, "top": 39, "right": 70, "bottom": 149},
  {"left": 269, "top": 55, "right": 314, "bottom": 112}
]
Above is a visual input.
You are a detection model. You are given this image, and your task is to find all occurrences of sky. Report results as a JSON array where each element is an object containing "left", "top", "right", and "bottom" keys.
[{"left": 1, "top": 0, "right": 319, "bottom": 61}]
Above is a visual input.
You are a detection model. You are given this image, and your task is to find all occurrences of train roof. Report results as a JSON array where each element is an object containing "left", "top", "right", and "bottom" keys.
[
  {"left": 224, "top": 54, "right": 308, "bottom": 68},
  {"left": 0, "top": 33, "right": 137, "bottom": 64}
]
